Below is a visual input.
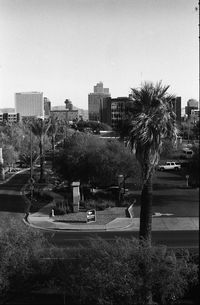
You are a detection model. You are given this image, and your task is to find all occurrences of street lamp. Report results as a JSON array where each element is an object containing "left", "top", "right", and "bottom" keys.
[
  {"left": 118, "top": 174, "right": 124, "bottom": 204},
  {"left": 185, "top": 175, "right": 189, "bottom": 188}
]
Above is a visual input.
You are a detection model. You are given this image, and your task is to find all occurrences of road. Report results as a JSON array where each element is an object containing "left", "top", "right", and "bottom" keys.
[
  {"left": 0, "top": 170, "right": 199, "bottom": 249},
  {"left": 45, "top": 229, "right": 198, "bottom": 249},
  {"left": 0, "top": 171, "right": 30, "bottom": 217}
]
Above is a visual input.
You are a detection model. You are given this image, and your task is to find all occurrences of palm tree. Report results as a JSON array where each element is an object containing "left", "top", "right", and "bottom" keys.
[
  {"left": 128, "top": 81, "right": 177, "bottom": 244},
  {"left": 30, "top": 118, "right": 50, "bottom": 182},
  {"left": 48, "top": 116, "right": 59, "bottom": 169}
]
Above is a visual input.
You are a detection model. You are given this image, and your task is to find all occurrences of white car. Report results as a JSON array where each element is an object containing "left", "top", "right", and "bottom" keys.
[{"left": 157, "top": 162, "right": 181, "bottom": 171}]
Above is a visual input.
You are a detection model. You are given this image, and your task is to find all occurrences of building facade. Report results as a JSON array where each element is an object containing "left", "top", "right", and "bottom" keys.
[
  {"left": 0, "top": 113, "right": 20, "bottom": 124},
  {"left": 88, "top": 82, "right": 111, "bottom": 121},
  {"left": 185, "top": 99, "right": 198, "bottom": 118},
  {"left": 15, "top": 92, "right": 44, "bottom": 117},
  {"left": 171, "top": 96, "right": 181, "bottom": 125},
  {"left": 44, "top": 97, "right": 51, "bottom": 117},
  {"left": 110, "top": 97, "right": 131, "bottom": 130}
]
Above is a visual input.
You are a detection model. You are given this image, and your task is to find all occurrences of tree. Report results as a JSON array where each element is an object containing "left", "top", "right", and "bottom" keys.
[
  {"left": 48, "top": 116, "right": 59, "bottom": 169},
  {"left": 0, "top": 217, "right": 54, "bottom": 298},
  {"left": 2, "top": 145, "right": 18, "bottom": 170},
  {"left": 128, "top": 81, "right": 177, "bottom": 243},
  {"left": 30, "top": 118, "right": 51, "bottom": 182},
  {"left": 42, "top": 238, "right": 198, "bottom": 305},
  {"left": 187, "top": 146, "right": 199, "bottom": 187},
  {"left": 55, "top": 133, "right": 140, "bottom": 189}
]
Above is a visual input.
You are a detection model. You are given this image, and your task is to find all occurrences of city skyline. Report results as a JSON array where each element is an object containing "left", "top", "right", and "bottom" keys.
[{"left": 0, "top": 0, "right": 199, "bottom": 110}]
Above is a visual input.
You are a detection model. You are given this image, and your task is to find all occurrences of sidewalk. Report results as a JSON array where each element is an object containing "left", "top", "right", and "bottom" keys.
[{"left": 28, "top": 209, "right": 199, "bottom": 232}]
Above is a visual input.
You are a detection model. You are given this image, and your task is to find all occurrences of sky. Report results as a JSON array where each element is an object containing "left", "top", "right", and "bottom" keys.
[{"left": 0, "top": 0, "right": 199, "bottom": 110}]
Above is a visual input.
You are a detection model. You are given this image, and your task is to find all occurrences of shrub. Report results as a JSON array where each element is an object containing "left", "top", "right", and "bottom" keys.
[
  {"left": 52, "top": 199, "right": 71, "bottom": 215},
  {"left": 84, "top": 199, "right": 116, "bottom": 211},
  {"left": 47, "top": 238, "right": 199, "bottom": 305},
  {"left": 0, "top": 217, "right": 55, "bottom": 298}
]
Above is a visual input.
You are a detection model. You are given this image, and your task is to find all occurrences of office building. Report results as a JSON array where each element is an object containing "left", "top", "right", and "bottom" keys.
[
  {"left": 110, "top": 97, "right": 132, "bottom": 130},
  {"left": 88, "top": 82, "right": 111, "bottom": 121},
  {"left": 0, "top": 112, "right": 20, "bottom": 124},
  {"left": 185, "top": 99, "right": 198, "bottom": 118},
  {"left": 171, "top": 97, "right": 181, "bottom": 125},
  {"left": 15, "top": 92, "right": 44, "bottom": 117},
  {"left": 44, "top": 97, "right": 51, "bottom": 117}
]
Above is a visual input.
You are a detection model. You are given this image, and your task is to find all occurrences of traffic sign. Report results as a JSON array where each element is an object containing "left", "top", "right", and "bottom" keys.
[{"left": 86, "top": 209, "right": 96, "bottom": 223}]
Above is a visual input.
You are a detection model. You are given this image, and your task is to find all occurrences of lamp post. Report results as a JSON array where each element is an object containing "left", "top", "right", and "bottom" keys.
[
  {"left": 30, "top": 128, "right": 35, "bottom": 202},
  {"left": 185, "top": 175, "right": 189, "bottom": 188},
  {"left": 0, "top": 147, "right": 5, "bottom": 181},
  {"left": 118, "top": 174, "right": 124, "bottom": 204}
]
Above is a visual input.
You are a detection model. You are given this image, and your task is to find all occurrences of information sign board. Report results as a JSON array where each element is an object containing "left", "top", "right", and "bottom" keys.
[{"left": 86, "top": 209, "right": 96, "bottom": 223}]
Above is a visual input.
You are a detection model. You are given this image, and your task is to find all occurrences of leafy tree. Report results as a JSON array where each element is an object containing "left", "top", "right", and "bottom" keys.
[
  {"left": 55, "top": 133, "right": 140, "bottom": 189},
  {"left": 74, "top": 120, "right": 112, "bottom": 133},
  {"left": 46, "top": 238, "right": 198, "bottom": 305},
  {"left": 2, "top": 145, "right": 18, "bottom": 170},
  {"left": 187, "top": 146, "right": 199, "bottom": 187},
  {"left": 0, "top": 217, "right": 54, "bottom": 298},
  {"left": 128, "top": 81, "right": 177, "bottom": 243}
]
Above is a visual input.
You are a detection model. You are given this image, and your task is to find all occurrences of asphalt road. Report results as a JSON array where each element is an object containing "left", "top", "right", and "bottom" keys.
[
  {"left": 0, "top": 171, "right": 30, "bottom": 216},
  {"left": 0, "top": 170, "right": 199, "bottom": 249},
  {"left": 45, "top": 229, "right": 199, "bottom": 249}
]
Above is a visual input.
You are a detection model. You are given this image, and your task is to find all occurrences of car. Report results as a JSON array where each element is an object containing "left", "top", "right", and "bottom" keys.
[
  {"left": 182, "top": 148, "right": 194, "bottom": 159},
  {"left": 157, "top": 161, "right": 181, "bottom": 171}
]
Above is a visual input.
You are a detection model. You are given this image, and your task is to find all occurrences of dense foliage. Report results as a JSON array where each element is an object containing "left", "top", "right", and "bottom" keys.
[
  {"left": 0, "top": 218, "right": 198, "bottom": 304},
  {"left": 0, "top": 217, "right": 54, "bottom": 297},
  {"left": 54, "top": 132, "right": 141, "bottom": 187}
]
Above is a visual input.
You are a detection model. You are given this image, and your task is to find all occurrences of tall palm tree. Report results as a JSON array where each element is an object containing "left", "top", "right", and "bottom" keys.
[
  {"left": 128, "top": 81, "right": 177, "bottom": 244},
  {"left": 30, "top": 118, "right": 50, "bottom": 182},
  {"left": 48, "top": 116, "right": 59, "bottom": 169}
]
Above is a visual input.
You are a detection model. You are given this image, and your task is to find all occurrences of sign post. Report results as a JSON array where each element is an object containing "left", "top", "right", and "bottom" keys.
[
  {"left": 86, "top": 209, "right": 96, "bottom": 223},
  {"left": 185, "top": 175, "right": 189, "bottom": 188}
]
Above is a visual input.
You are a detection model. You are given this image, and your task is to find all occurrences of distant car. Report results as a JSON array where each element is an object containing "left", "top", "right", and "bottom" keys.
[
  {"left": 157, "top": 161, "right": 181, "bottom": 171},
  {"left": 182, "top": 148, "right": 194, "bottom": 159}
]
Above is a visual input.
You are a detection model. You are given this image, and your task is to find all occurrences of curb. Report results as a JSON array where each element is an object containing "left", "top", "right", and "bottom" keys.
[{"left": 0, "top": 168, "right": 29, "bottom": 185}]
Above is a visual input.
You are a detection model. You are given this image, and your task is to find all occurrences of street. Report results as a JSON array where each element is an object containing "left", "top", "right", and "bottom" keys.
[
  {"left": 0, "top": 170, "right": 199, "bottom": 249},
  {"left": 47, "top": 229, "right": 199, "bottom": 249}
]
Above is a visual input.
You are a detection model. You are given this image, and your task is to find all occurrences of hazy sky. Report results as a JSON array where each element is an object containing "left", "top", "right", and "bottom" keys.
[{"left": 0, "top": 0, "right": 199, "bottom": 110}]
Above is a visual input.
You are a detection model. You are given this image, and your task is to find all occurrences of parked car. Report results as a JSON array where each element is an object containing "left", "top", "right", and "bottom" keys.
[
  {"left": 182, "top": 148, "right": 194, "bottom": 159},
  {"left": 157, "top": 161, "right": 181, "bottom": 171}
]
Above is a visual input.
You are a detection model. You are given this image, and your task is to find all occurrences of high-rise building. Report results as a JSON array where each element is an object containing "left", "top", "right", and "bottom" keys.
[
  {"left": 185, "top": 99, "right": 198, "bottom": 118},
  {"left": 88, "top": 82, "right": 111, "bottom": 121},
  {"left": 171, "top": 97, "right": 181, "bottom": 125},
  {"left": 44, "top": 97, "right": 51, "bottom": 117},
  {"left": 110, "top": 97, "right": 132, "bottom": 130},
  {"left": 15, "top": 92, "right": 44, "bottom": 117}
]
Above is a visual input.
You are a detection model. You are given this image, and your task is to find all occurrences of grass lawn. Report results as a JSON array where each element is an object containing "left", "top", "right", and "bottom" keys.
[{"left": 54, "top": 207, "right": 127, "bottom": 225}]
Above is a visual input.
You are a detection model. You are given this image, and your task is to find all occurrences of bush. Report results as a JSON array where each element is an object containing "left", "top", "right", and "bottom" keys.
[
  {"left": 52, "top": 199, "right": 71, "bottom": 215},
  {"left": 46, "top": 238, "right": 199, "bottom": 305},
  {"left": 84, "top": 199, "right": 116, "bottom": 211},
  {"left": 0, "top": 217, "right": 55, "bottom": 298}
]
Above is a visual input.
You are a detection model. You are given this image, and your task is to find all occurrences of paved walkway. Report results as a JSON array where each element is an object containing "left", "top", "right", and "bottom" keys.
[{"left": 28, "top": 210, "right": 199, "bottom": 232}]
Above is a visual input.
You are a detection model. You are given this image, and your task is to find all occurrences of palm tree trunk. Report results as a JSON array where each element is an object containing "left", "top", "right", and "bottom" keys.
[
  {"left": 39, "top": 135, "right": 44, "bottom": 182},
  {"left": 52, "top": 134, "right": 55, "bottom": 169},
  {"left": 139, "top": 173, "right": 153, "bottom": 244}
]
